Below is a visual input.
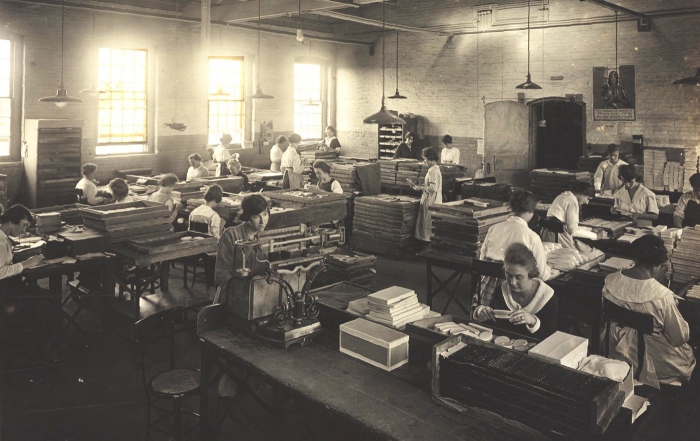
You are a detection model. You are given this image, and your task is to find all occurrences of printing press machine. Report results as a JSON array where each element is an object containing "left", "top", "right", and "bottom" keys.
[{"left": 222, "top": 223, "right": 345, "bottom": 348}]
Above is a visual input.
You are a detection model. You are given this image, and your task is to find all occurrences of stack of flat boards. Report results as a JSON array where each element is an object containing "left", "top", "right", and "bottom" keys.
[
  {"left": 366, "top": 286, "right": 425, "bottom": 329},
  {"left": 578, "top": 155, "right": 605, "bottom": 173},
  {"left": 351, "top": 195, "right": 420, "bottom": 255},
  {"left": 643, "top": 149, "right": 667, "bottom": 190},
  {"left": 35, "top": 212, "right": 62, "bottom": 235},
  {"left": 530, "top": 169, "right": 592, "bottom": 203},
  {"left": 171, "top": 182, "right": 206, "bottom": 202},
  {"left": 31, "top": 204, "right": 82, "bottom": 225},
  {"left": 126, "top": 231, "right": 217, "bottom": 255},
  {"left": 247, "top": 170, "right": 283, "bottom": 183},
  {"left": 328, "top": 161, "right": 373, "bottom": 196},
  {"left": 317, "top": 251, "right": 377, "bottom": 285},
  {"left": 682, "top": 146, "right": 699, "bottom": 192},
  {"left": 300, "top": 150, "right": 338, "bottom": 166},
  {"left": 428, "top": 198, "right": 510, "bottom": 258},
  {"left": 265, "top": 188, "right": 347, "bottom": 225},
  {"left": 436, "top": 338, "right": 625, "bottom": 438},
  {"left": 191, "top": 176, "right": 244, "bottom": 193},
  {"left": 686, "top": 284, "right": 700, "bottom": 301},
  {"left": 378, "top": 159, "right": 399, "bottom": 185},
  {"left": 78, "top": 201, "right": 173, "bottom": 244},
  {"left": 396, "top": 162, "right": 423, "bottom": 188},
  {"left": 579, "top": 217, "right": 633, "bottom": 238},
  {"left": 461, "top": 182, "right": 513, "bottom": 202},
  {"left": 671, "top": 226, "right": 700, "bottom": 283},
  {"left": 439, "top": 165, "right": 467, "bottom": 184}
]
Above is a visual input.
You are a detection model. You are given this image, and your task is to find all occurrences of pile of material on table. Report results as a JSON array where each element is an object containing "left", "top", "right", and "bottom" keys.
[{"left": 351, "top": 194, "right": 420, "bottom": 256}]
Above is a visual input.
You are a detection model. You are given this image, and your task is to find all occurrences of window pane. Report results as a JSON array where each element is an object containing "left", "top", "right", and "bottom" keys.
[
  {"left": 1, "top": 39, "right": 12, "bottom": 156},
  {"left": 0, "top": 138, "right": 9, "bottom": 157},
  {"left": 98, "top": 48, "right": 148, "bottom": 153},
  {"left": 294, "top": 63, "right": 323, "bottom": 139},
  {"left": 208, "top": 57, "right": 245, "bottom": 145}
]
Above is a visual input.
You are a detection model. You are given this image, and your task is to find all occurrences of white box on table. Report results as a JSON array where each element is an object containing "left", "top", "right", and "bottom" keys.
[{"left": 339, "top": 318, "right": 409, "bottom": 371}]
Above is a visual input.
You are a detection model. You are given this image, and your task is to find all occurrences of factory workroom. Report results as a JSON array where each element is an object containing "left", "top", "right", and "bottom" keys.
[{"left": 2, "top": 0, "right": 700, "bottom": 440}]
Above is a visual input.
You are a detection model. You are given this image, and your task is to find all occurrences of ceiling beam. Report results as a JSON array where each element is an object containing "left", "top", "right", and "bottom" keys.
[
  {"left": 579, "top": 0, "right": 651, "bottom": 31},
  {"left": 315, "top": 10, "right": 452, "bottom": 36},
  {"left": 183, "top": 0, "right": 357, "bottom": 23}
]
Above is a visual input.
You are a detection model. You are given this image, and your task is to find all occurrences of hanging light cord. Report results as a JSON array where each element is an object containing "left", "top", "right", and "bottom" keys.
[
  {"left": 395, "top": 31, "right": 399, "bottom": 88},
  {"left": 615, "top": 10, "right": 618, "bottom": 69},
  {"left": 381, "top": 0, "right": 386, "bottom": 101},
  {"left": 526, "top": 0, "right": 531, "bottom": 73},
  {"left": 299, "top": 0, "right": 302, "bottom": 33},
  {"left": 258, "top": 0, "right": 261, "bottom": 87},
  {"left": 60, "top": 0, "right": 65, "bottom": 86}
]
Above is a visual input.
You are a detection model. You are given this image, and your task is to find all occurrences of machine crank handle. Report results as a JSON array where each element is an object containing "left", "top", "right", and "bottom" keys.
[{"left": 276, "top": 261, "right": 322, "bottom": 275}]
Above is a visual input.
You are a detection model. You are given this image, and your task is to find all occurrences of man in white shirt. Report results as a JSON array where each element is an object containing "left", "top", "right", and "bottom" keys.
[
  {"left": 440, "top": 134, "right": 460, "bottom": 165},
  {"left": 186, "top": 153, "right": 210, "bottom": 181}
]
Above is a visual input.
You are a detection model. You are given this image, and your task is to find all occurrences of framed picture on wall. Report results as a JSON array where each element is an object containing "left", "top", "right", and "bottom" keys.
[{"left": 593, "top": 65, "right": 636, "bottom": 121}]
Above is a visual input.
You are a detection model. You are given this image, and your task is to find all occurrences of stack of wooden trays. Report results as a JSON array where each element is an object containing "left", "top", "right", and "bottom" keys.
[
  {"left": 378, "top": 160, "right": 398, "bottom": 185},
  {"left": 31, "top": 204, "right": 82, "bottom": 225},
  {"left": 35, "top": 212, "right": 62, "bottom": 235},
  {"left": 265, "top": 188, "right": 347, "bottom": 225},
  {"left": 428, "top": 198, "right": 510, "bottom": 258},
  {"left": 191, "top": 176, "right": 244, "bottom": 193},
  {"left": 187, "top": 196, "right": 243, "bottom": 223},
  {"left": 396, "top": 162, "right": 422, "bottom": 188},
  {"left": 300, "top": 150, "right": 338, "bottom": 166},
  {"left": 530, "top": 169, "right": 592, "bottom": 203},
  {"left": 577, "top": 155, "right": 605, "bottom": 173},
  {"left": 317, "top": 251, "right": 377, "bottom": 286},
  {"left": 79, "top": 201, "right": 174, "bottom": 244},
  {"left": 352, "top": 195, "right": 420, "bottom": 256},
  {"left": 329, "top": 162, "right": 361, "bottom": 196},
  {"left": 461, "top": 182, "right": 513, "bottom": 202},
  {"left": 126, "top": 231, "right": 217, "bottom": 255},
  {"left": 671, "top": 226, "right": 700, "bottom": 283}
]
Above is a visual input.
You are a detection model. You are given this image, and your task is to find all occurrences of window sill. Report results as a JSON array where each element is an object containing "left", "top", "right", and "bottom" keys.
[{"left": 95, "top": 152, "right": 156, "bottom": 160}]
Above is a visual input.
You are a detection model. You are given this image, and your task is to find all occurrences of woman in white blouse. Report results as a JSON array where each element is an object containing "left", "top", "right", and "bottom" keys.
[
  {"left": 76, "top": 163, "right": 106, "bottom": 205},
  {"left": 412, "top": 147, "right": 442, "bottom": 244},
  {"left": 542, "top": 182, "right": 595, "bottom": 250},
  {"left": 612, "top": 165, "right": 659, "bottom": 224},
  {"left": 440, "top": 135, "right": 460, "bottom": 165},
  {"left": 0, "top": 205, "right": 42, "bottom": 281},
  {"left": 189, "top": 185, "right": 223, "bottom": 240},
  {"left": 269, "top": 136, "right": 288, "bottom": 172},
  {"left": 281, "top": 133, "right": 303, "bottom": 189}
]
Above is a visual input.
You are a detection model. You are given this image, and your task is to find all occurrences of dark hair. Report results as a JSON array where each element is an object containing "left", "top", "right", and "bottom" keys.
[
  {"left": 606, "top": 144, "right": 620, "bottom": 155},
  {"left": 405, "top": 131, "right": 415, "bottom": 141},
  {"left": 228, "top": 153, "right": 241, "bottom": 170},
  {"left": 422, "top": 147, "right": 439, "bottom": 162},
  {"left": 204, "top": 184, "right": 223, "bottom": 203},
  {"left": 618, "top": 165, "right": 639, "bottom": 183},
  {"left": 159, "top": 173, "right": 179, "bottom": 188},
  {"left": 188, "top": 153, "right": 202, "bottom": 162},
  {"left": 313, "top": 160, "right": 332, "bottom": 174},
  {"left": 220, "top": 133, "right": 232, "bottom": 142},
  {"left": 504, "top": 243, "right": 539, "bottom": 278},
  {"left": 689, "top": 173, "right": 700, "bottom": 188},
  {"left": 325, "top": 125, "right": 336, "bottom": 136},
  {"left": 109, "top": 178, "right": 130, "bottom": 201},
  {"left": 240, "top": 194, "right": 269, "bottom": 222},
  {"left": 276, "top": 135, "right": 288, "bottom": 146},
  {"left": 206, "top": 147, "right": 215, "bottom": 157},
  {"left": 82, "top": 163, "right": 98, "bottom": 176},
  {"left": 442, "top": 135, "right": 453, "bottom": 145},
  {"left": 0, "top": 204, "right": 32, "bottom": 225},
  {"left": 289, "top": 133, "right": 302, "bottom": 144},
  {"left": 631, "top": 235, "right": 668, "bottom": 266},
  {"left": 572, "top": 181, "right": 595, "bottom": 197},
  {"left": 509, "top": 190, "right": 537, "bottom": 214}
]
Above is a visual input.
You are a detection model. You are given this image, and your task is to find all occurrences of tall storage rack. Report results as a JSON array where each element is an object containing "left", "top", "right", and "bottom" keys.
[
  {"left": 377, "top": 114, "right": 421, "bottom": 160},
  {"left": 23, "top": 119, "right": 83, "bottom": 208}
]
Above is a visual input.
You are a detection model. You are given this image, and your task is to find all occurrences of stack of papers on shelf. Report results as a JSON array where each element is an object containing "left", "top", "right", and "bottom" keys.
[
  {"left": 671, "top": 226, "right": 700, "bottom": 283},
  {"left": 663, "top": 161, "right": 683, "bottom": 192},
  {"left": 366, "top": 286, "right": 425, "bottom": 328},
  {"left": 682, "top": 147, "right": 699, "bottom": 192},
  {"left": 529, "top": 331, "right": 588, "bottom": 369},
  {"left": 643, "top": 149, "right": 667, "bottom": 190}
]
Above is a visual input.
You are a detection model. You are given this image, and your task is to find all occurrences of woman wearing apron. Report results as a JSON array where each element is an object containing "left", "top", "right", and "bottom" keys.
[
  {"left": 281, "top": 133, "right": 303, "bottom": 189},
  {"left": 541, "top": 182, "right": 595, "bottom": 250},
  {"left": 674, "top": 173, "right": 700, "bottom": 228},
  {"left": 413, "top": 147, "right": 442, "bottom": 246}
]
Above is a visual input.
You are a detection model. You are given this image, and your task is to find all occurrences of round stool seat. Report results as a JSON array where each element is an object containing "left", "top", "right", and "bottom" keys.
[{"left": 150, "top": 368, "right": 200, "bottom": 397}]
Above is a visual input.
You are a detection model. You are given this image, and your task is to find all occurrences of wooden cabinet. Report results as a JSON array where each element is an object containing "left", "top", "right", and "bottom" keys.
[
  {"left": 377, "top": 114, "right": 421, "bottom": 160},
  {"left": 23, "top": 119, "right": 83, "bottom": 208}
]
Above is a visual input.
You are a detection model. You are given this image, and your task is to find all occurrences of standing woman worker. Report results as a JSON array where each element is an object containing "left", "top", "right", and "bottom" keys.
[
  {"left": 322, "top": 126, "right": 341, "bottom": 152},
  {"left": 313, "top": 160, "right": 343, "bottom": 194},
  {"left": 473, "top": 190, "right": 553, "bottom": 317},
  {"left": 270, "top": 136, "right": 288, "bottom": 172},
  {"left": 213, "top": 133, "right": 233, "bottom": 176},
  {"left": 542, "top": 182, "right": 596, "bottom": 249},
  {"left": 612, "top": 165, "right": 658, "bottom": 224},
  {"left": 412, "top": 147, "right": 442, "bottom": 245},
  {"left": 602, "top": 235, "right": 695, "bottom": 387},
  {"left": 76, "top": 163, "right": 106, "bottom": 205},
  {"left": 594, "top": 144, "right": 627, "bottom": 194},
  {"left": 281, "top": 133, "right": 304, "bottom": 189},
  {"left": 440, "top": 135, "right": 460, "bottom": 165}
]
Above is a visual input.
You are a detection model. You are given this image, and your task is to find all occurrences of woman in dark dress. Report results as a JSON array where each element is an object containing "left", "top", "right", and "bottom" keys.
[{"left": 392, "top": 131, "right": 417, "bottom": 159}]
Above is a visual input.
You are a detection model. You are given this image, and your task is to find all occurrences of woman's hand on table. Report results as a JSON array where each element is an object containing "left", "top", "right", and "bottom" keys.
[
  {"left": 509, "top": 309, "right": 536, "bottom": 327},
  {"left": 476, "top": 306, "right": 495, "bottom": 322},
  {"left": 21, "top": 255, "right": 43, "bottom": 269}
]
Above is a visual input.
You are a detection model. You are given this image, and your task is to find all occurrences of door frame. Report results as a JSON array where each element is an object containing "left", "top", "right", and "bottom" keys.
[{"left": 527, "top": 97, "right": 587, "bottom": 169}]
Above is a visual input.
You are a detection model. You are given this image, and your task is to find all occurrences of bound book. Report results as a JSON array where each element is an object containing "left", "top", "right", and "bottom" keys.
[{"left": 367, "top": 286, "right": 415, "bottom": 306}]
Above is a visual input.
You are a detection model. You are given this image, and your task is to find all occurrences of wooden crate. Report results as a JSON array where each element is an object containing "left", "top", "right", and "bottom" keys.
[{"left": 125, "top": 231, "right": 217, "bottom": 255}]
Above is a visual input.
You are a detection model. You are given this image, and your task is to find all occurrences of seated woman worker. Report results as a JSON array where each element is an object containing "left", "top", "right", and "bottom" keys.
[
  {"left": 474, "top": 242, "right": 559, "bottom": 339},
  {"left": 612, "top": 165, "right": 659, "bottom": 225}
]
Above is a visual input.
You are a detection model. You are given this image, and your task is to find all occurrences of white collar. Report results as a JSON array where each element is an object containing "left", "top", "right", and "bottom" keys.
[
  {"left": 605, "top": 271, "right": 669, "bottom": 303},
  {"left": 501, "top": 279, "right": 554, "bottom": 314},
  {"left": 507, "top": 216, "right": 529, "bottom": 227}
]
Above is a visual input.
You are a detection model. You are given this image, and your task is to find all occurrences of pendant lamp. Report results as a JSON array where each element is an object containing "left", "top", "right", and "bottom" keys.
[
  {"left": 388, "top": 31, "right": 407, "bottom": 100},
  {"left": 515, "top": 0, "right": 541, "bottom": 90},
  {"left": 673, "top": 69, "right": 700, "bottom": 85},
  {"left": 80, "top": 13, "right": 105, "bottom": 95},
  {"left": 39, "top": 0, "right": 83, "bottom": 107},
  {"left": 363, "top": 0, "right": 406, "bottom": 125},
  {"left": 246, "top": 0, "right": 274, "bottom": 100},
  {"left": 296, "top": 0, "right": 304, "bottom": 42}
]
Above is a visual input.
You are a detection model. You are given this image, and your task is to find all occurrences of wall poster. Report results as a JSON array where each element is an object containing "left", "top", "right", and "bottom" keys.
[{"left": 593, "top": 65, "right": 636, "bottom": 121}]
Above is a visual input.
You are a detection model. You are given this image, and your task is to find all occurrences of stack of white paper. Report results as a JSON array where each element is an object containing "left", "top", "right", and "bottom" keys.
[
  {"left": 366, "top": 286, "right": 425, "bottom": 328},
  {"left": 529, "top": 331, "right": 588, "bottom": 369}
]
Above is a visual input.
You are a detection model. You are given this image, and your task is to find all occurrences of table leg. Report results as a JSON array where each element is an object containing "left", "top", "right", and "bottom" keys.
[
  {"left": 160, "top": 262, "right": 170, "bottom": 293},
  {"left": 426, "top": 262, "right": 433, "bottom": 308},
  {"left": 200, "top": 346, "right": 211, "bottom": 441}
]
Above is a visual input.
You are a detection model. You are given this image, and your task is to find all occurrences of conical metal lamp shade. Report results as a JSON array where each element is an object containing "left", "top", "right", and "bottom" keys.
[
  {"left": 672, "top": 68, "right": 700, "bottom": 85},
  {"left": 39, "top": 85, "right": 84, "bottom": 103},
  {"left": 247, "top": 86, "right": 274, "bottom": 100},
  {"left": 388, "top": 89, "right": 407, "bottom": 99},
  {"left": 515, "top": 73, "right": 542, "bottom": 90},
  {"left": 363, "top": 105, "right": 406, "bottom": 125}
]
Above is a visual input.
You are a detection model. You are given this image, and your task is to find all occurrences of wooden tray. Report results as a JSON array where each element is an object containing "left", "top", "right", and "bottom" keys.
[
  {"left": 79, "top": 201, "right": 169, "bottom": 220},
  {"left": 126, "top": 231, "right": 217, "bottom": 254}
]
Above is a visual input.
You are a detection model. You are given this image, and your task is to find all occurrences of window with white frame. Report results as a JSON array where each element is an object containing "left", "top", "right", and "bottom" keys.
[
  {"left": 208, "top": 56, "right": 245, "bottom": 145},
  {"left": 294, "top": 63, "right": 323, "bottom": 140},
  {"left": 97, "top": 48, "right": 149, "bottom": 155},
  {"left": 0, "top": 38, "right": 13, "bottom": 158}
]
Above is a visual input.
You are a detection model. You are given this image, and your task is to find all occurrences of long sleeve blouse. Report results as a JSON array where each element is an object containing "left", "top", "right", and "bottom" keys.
[
  {"left": 76, "top": 177, "right": 105, "bottom": 205},
  {"left": 0, "top": 230, "right": 23, "bottom": 281}
]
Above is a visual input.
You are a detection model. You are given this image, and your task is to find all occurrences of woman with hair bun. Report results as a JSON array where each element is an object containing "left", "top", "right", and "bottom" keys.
[
  {"left": 222, "top": 153, "right": 250, "bottom": 191},
  {"left": 612, "top": 165, "right": 659, "bottom": 224},
  {"left": 602, "top": 235, "right": 695, "bottom": 387},
  {"left": 189, "top": 185, "right": 224, "bottom": 240},
  {"left": 412, "top": 147, "right": 442, "bottom": 244},
  {"left": 76, "top": 163, "right": 106, "bottom": 205},
  {"left": 474, "top": 243, "right": 558, "bottom": 339}
]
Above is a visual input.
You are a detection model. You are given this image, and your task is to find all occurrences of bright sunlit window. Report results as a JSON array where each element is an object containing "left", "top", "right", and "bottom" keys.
[
  {"left": 294, "top": 63, "right": 323, "bottom": 140},
  {"left": 97, "top": 48, "right": 149, "bottom": 155},
  {"left": 208, "top": 56, "right": 245, "bottom": 145},
  {"left": 0, "top": 39, "right": 12, "bottom": 157}
]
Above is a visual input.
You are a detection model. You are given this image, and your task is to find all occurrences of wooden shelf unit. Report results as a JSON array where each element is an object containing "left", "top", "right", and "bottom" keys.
[
  {"left": 377, "top": 114, "right": 421, "bottom": 160},
  {"left": 23, "top": 119, "right": 83, "bottom": 208}
]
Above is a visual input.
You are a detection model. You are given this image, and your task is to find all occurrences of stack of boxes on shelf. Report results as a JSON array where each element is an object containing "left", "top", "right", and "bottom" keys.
[
  {"left": 663, "top": 161, "right": 684, "bottom": 192},
  {"left": 682, "top": 147, "right": 699, "bottom": 192},
  {"left": 428, "top": 198, "right": 510, "bottom": 258},
  {"left": 671, "top": 226, "right": 700, "bottom": 283},
  {"left": 643, "top": 149, "right": 667, "bottom": 191}
]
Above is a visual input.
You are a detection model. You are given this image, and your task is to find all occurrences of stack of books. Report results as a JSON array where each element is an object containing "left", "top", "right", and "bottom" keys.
[
  {"left": 682, "top": 147, "right": 699, "bottom": 192},
  {"left": 662, "top": 228, "right": 682, "bottom": 274},
  {"left": 663, "top": 161, "right": 683, "bottom": 192},
  {"left": 671, "top": 226, "right": 700, "bottom": 283},
  {"left": 643, "top": 149, "right": 667, "bottom": 191},
  {"left": 366, "top": 286, "right": 426, "bottom": 329}
]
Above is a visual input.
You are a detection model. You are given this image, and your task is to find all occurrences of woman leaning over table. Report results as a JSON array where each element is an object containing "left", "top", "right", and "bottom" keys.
[
  {"left": 602, "top": 235, "right": 695, "bottom": 388},
  {"left": 474, "top": 243, "right": 558, "bottom": 340},
  {"left": 612, "top": 165, "right": 658, "bottom": 225},
  {"left": 472, "top": 190, "right": 553, "bottom": 318},
  {"left": 412, "top": 147, "right": 442, "bottom": 246},
  {"left": 541, "top": 181, "right": 595, "bottom": 250},
  {"left": 189, "top": 185, "right": 224, "bottom": 240}
]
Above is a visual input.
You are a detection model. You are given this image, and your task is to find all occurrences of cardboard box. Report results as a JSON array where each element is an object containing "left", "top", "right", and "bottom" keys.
[
  {"left": 529, "top": 331, "right": 588, "bottom": 369},
  {"left": 340, "top": 318, "right": 409, "bottom": 371}
]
